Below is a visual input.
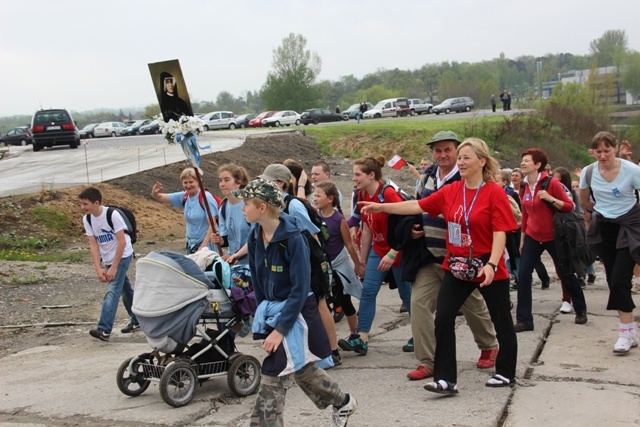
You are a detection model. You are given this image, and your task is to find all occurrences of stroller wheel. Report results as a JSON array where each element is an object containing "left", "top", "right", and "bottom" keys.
[
  {"left": 160, "top": 361, "right": 198, "bottom": 407},
  {"left": 227, "top": 354, "right": 261, "bottom": 397},
  {"left": 116, "top": 357, "right": 151, "bottom": 397}
]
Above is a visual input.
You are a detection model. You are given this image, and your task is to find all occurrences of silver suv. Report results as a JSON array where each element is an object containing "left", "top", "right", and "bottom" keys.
[
  {"left": 31, "top": 109, "right": 80, "bottom": 152},
  {"left": 432, "top": 97, "right": 474, "bottom": 115}
]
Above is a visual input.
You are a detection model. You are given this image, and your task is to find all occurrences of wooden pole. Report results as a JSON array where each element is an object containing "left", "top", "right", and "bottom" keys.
[{"left": 193, "top": 168, "right": 224, "bottom": 254}]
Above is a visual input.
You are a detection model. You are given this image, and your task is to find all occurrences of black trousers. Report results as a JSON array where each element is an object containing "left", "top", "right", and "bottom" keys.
[
  {"left": 598, "top": 222, "right": 637, "bottom": 312},
  {"left": 434, "top": 272, "right": 517, "bottom": 384}
]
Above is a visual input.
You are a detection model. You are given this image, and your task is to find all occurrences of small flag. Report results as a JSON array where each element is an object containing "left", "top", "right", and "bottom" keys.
[{"left": 388, "top": 155, "right": 407, "bottom": 170}]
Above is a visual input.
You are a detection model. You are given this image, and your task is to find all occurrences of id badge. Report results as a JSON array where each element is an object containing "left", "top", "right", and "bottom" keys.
[
  {"left": 612, "top": 187, "right": 621, "bottom": 197},
  {"left": 448, "top": 222, "right": 462, "bottom": 246},
  {"left": 525, "top": 193, "right": 531, "bottom": 202}
]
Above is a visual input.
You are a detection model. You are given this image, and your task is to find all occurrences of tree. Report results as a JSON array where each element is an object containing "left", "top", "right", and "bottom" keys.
[
  {"left": 590, "top": 30, "right": 628, "bottom": 67},
  {"left": 143, "top": 103, "right": 160, "bottom": 119},
  {"left": 261, "top": 33, "right": 322, "bottom": 111},
  {"left": 622, "top": 51, "right": 640, "bottom": 98}
]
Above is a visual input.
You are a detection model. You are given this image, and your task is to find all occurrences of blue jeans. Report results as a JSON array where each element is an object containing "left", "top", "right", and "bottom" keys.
[
  {"left": 516, "top": 235, "right": 587, "bottom": 324},
  {"left": 357, "top": 250, "right": 411, "bottom": 334},
  {"left": 98, "top": 255, "right": 137, "bottom": 334}
]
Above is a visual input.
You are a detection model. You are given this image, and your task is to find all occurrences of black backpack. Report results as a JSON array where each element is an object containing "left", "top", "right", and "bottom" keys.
[
  {"left": 279, "top": 230, "right": 331, "bottom": 298},
  {"left": 86, "top": 206, "right": 137, "bottom": 244}
]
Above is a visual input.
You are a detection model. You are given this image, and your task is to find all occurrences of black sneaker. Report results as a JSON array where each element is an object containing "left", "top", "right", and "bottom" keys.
[
  {"left": 331, "top": 350, "right": 342, "bottom": 367},
  {"left": 587, "top": 274, "right": 596, "bottom": 284},
  {"left": 402, "top": 337, "right": 414, "bottom": 353},
  {"left": 399, "top": 302, "right": 408, "bottom": 313},
  {"left": 541, "top": 281, "right": 550, "bottom": 289},
  {"left": 89, "top": 329, "right": 110, "bottom": 341},
  {"left": 121, "top": 323, "right": 140, "bottom": 333},
  {"left": 338, "top": 334, "right": 368, "bottom": 355}
]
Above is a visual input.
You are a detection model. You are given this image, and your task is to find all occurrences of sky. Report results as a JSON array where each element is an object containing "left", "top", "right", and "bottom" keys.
[{"left": 1, "top": 0, "right": 639, "bottom": 117}]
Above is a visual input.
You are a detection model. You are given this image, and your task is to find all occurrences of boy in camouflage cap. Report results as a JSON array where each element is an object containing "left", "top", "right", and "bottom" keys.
[{"left": 238, "top": 178, "right": 358, "bottom": 426}]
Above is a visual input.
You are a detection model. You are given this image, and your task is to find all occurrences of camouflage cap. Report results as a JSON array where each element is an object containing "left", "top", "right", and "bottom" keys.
[
  {"left": 427, "top": 130, "right": 461, "bottom": 147},
  {"left": 232, "top": 178, "right": 283, "bottom": 208}
]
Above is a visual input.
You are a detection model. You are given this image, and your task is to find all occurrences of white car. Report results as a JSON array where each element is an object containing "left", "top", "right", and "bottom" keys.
[
  {"left": 93, "top": 122, "right": 127, "bottom": 138},
  {"left": 262, "top": 110, "right": 301, "bottom": 127},
  {"left": 201, "top": 111, "right": 236, "bottom": 130},
  {"left": 363, "top": 99, "right": 399, "bottom": 119}
]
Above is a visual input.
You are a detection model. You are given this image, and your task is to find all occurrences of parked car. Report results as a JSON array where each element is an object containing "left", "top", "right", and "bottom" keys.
[
  {"left": 31, "top": 108, "right": 80, "bottom": 151},
  {"left": 262, "top": 110, "right": 301, "bottom": 127},
  {"left": 120, "top": 119, "right": 152, "bottom": 136},
  {"left": 234, "top": 113, "right": 257, "bottom": 128},
  {"left": 248, "top": 111, "right": 276, "bottom": 127},
  {"left": 201, "top": 111, "right": 236, "bottom": 130},
  {"left": 408, "top": 99, "right": 433, "bottom": 115},
  {"left": 0, "top": 127, "right": 33, "bottom": 146},
  {"left": 300, "top": 108, "right": 347, "bottom": 125},
  {"left": 94, "top": 122, "right": 127, "bottom": 138},
  {"left": 363, "top": 99, "right": 400, "bottom": 119},
  {"left": 79, "top": 123, "right": 99, "bottom": 139},
  {"left": 139, "top": 119, "right": 161, "bottom": 134},
  {"left": 342, "top": 102, "right": 374, "bottom": 119},
  {"left": 432, "top": 97, "right": 475, "bottom": 115}
]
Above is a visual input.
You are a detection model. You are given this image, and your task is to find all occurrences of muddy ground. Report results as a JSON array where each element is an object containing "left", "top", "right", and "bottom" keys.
[{"left": 0, "top": 131, "right": 415, "bottom": 357}]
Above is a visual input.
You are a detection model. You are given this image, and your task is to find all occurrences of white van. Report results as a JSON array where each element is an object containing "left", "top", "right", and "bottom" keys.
[
  {"left": 201, "top": 111, "right": 236, "bottom": 130},
  {"left": 362, "top": 98, "right": 409, "bottom": 119}
]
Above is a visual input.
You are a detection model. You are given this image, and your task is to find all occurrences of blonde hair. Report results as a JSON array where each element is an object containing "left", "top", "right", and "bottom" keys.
[
  {"left": 180, "top": 167, "right": 197, "bottom": 181},
  {"left": 248, "top": 197, "right": 280, "bottom": 219},
  {"left": 457, "top": 138, "right": 500, "bottom": 184}
]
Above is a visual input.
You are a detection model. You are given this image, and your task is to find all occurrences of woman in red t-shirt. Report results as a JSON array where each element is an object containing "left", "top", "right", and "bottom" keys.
[
  {"left": 359, "top": 138, "right": 518, "bottom": 394},
  {"left": 337, "top": 156, "right": 412, "bottom": 357}
]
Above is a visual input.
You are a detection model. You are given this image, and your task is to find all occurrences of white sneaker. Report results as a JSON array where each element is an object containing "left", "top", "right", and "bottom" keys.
[
  {"left": 631, "top": 282, "right": 640, "bottom": 294},
  {"left": 331, "top": 393, "right": 357, "bottom": 427},
  {"left": 560, "top": 301, "right": 572, "bottom": 314},
  {"left": 613, "top": 335, "right": 639, "bottom": 354}
]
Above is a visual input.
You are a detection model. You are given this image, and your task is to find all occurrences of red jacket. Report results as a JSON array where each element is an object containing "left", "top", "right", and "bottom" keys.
[{"left": 520, "top": 173, "right": 574, "bottom": 243}]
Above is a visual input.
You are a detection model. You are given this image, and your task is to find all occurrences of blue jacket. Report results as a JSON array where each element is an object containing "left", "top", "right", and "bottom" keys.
[{"left": 248, "top": 213, "right": 311, "bottom": 336}]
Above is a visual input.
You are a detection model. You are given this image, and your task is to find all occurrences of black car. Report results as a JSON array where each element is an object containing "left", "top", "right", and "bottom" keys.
[
  {"left": 300, "top": 108, "right": 347, "bottom": 125},
  {"left": 120, "top": 119, "right": 152, "bottom": 136},
  {"left": 234, "top": 114, "right": 257, "bottom": 128},
  {"left": 31, "top": 109, "right": 80, "bottom": 152},
  {"left": 139, "top": 119, "right": 161, "bottom": 134},
  {"left": 0, "top": 127, "right": 33, "bottom": 146},
  {"left": 79, "top": 123, "right": 99, "bottom": 139}
]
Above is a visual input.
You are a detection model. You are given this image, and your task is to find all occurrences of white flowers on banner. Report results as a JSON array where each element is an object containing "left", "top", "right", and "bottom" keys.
[{"left": 156, "top": 115, "right": 205, "bottom": 145}]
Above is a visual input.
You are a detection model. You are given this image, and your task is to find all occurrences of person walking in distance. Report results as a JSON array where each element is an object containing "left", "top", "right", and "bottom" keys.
[{"left": 80, "top": 187, "right": 138, "bottom": 341}]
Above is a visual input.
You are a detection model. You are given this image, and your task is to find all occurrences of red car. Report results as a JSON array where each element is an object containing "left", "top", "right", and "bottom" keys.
[{"left": 248, "top": 111, "right": 276, "bottom": 127}]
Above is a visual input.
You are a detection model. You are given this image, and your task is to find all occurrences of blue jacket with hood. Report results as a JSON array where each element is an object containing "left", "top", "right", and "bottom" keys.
[{"left": 248, "top": 213, "right": 311, "bottom": 336}]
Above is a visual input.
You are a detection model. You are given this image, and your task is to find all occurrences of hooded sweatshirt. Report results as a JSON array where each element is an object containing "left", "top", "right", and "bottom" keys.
[{"left": 247, "top": 213, "right": 311, "bottom": 336}]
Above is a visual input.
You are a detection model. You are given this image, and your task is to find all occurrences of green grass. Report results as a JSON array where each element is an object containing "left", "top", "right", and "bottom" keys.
[
  {"left": 304, "top": 116, "right": 503, "bottom": 160},
  {"left": 0, "top": 248, "right": 84, "bottom": 263},
  {"left": 30, "top": 206, "right": 70, "bottom": 232}
]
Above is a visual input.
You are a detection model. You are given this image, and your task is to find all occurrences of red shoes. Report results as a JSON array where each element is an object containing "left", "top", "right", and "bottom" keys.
[
  {"left": 476, "top": 348, "right": 499, "bottom": 369},
  {"left": 407, "top": 365, "right": 434, "bottom": 381}
]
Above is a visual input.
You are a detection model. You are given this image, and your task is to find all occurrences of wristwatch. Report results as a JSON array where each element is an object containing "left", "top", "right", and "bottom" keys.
[{"left": 486, "top": 262, "right": 498, "bottom": 272}]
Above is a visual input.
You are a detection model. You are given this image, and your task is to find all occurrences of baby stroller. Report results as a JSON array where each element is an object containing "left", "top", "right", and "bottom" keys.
[{"left": 116, "top": 251, "right": 261, "bottom": 407}]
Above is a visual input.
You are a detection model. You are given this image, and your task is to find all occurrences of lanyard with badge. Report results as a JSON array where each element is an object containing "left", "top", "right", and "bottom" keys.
[{"left": 448, "top": 182, "right": 484, "bottom": 254}]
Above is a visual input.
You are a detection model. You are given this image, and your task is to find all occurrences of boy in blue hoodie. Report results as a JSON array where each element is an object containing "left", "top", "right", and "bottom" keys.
[{"left": 234, "top": 179, "right": 357, "bottom": 427}]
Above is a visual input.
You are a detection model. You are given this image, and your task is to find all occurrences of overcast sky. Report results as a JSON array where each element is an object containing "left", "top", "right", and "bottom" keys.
[{"left": 1, "top": 0, "right": 638, "bottom": 117}]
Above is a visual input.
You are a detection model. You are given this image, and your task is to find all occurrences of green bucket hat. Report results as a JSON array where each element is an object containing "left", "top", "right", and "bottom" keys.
[
  {"left": 232, "top": 178, "right": 283, "bottom": 208},
  {"left": 427, "top": 130, "right": 461, "bottom": 147}
]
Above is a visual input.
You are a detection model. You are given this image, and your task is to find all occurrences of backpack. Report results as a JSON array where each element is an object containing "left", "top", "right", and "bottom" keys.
[
  {"left": 371, "top": 178, "right": 415, "bottom": 203},
  {"left": 182, "top": 190, "right": 222, "bottom": 211},
  {"left": 86, "top": 206, "right": 137, "bottom": 244},
  {"left": 205, "top": 252, "right": 232, "bottom": 290},
  {"left": 283, "top": 194, "right": 330, "bottom": 246},
  {"left": 538, "top": 177, "right": 592, "bottom": 277},
  {"left": 279, "top": 230, "right": 331, "bottom": 298}
]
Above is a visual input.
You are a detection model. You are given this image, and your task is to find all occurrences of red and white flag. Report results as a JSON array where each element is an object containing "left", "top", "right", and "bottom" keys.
[{"left": 388, "top": 154, "right": 407, "bottom": 170}]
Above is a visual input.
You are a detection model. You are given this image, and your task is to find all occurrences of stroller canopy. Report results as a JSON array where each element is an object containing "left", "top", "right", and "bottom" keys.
[{"left": 133, "top": 251, "right": 214, "bottom": 318}]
